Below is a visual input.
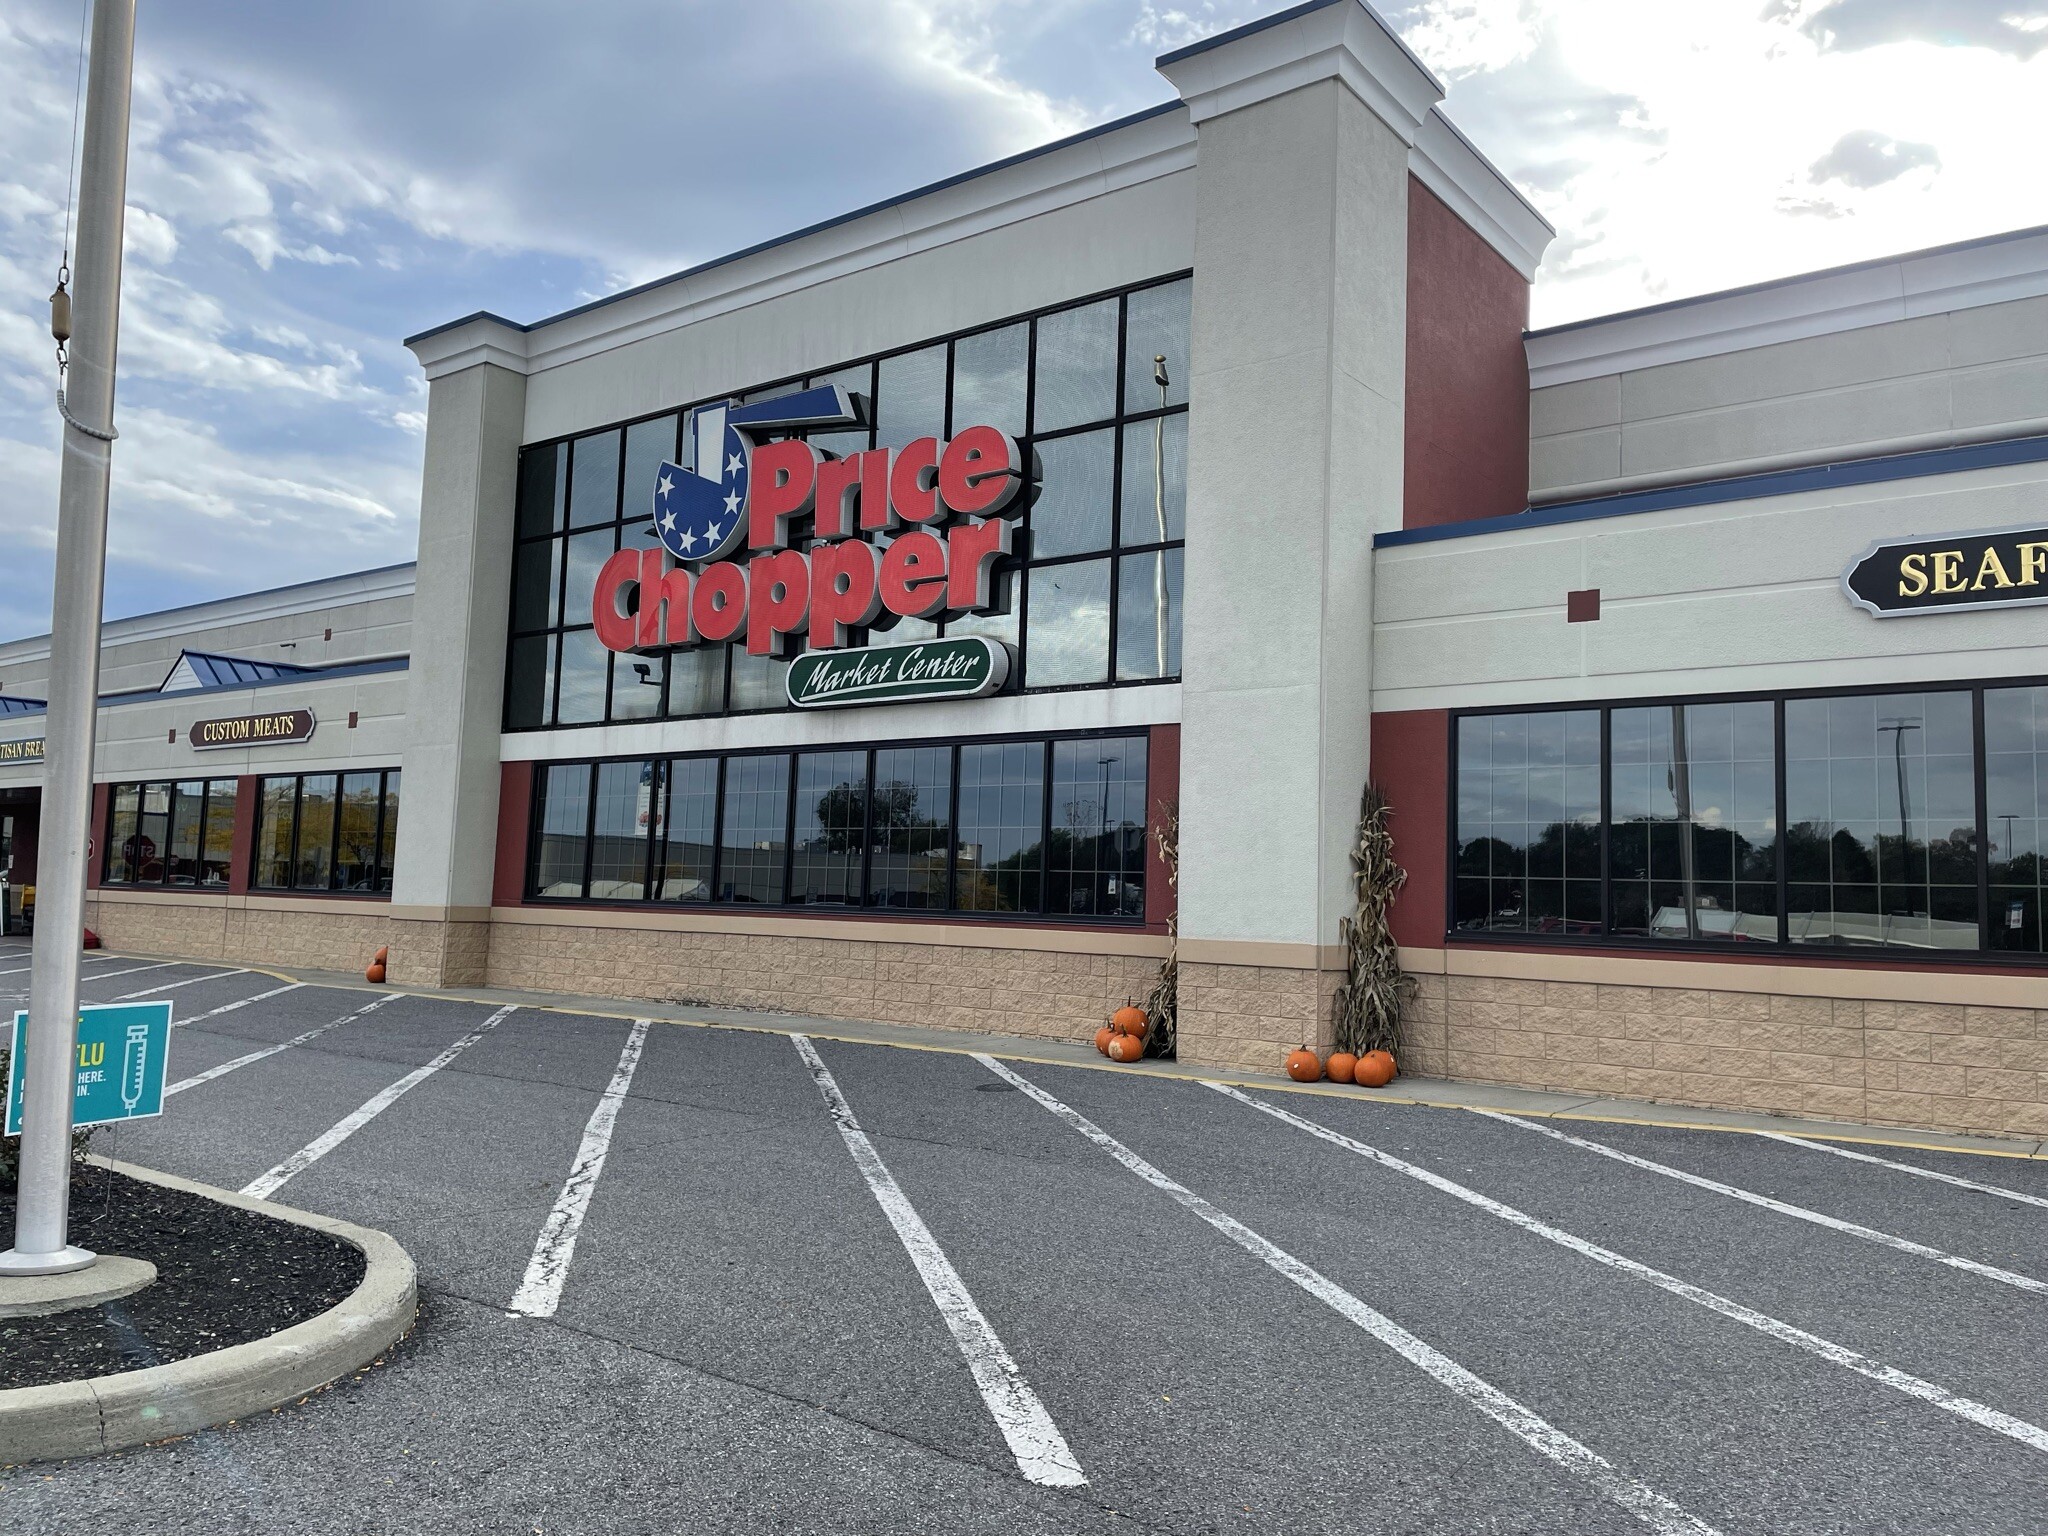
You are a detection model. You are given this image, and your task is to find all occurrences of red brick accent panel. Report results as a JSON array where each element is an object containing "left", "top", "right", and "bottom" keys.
[
  {"left": 494, "top": 760, "right": 535, "bottom": 907},
  {"left": 1145, "top": 723, "right": 1181, "bottom": 934},
  {"left": 1403, "top": 176, "right": 1532, "bottom": 530},
  {"left": 1369, "top": 708, "right": 1448, "bottom": 948},
  {"left": 228, "top": 776, "right": 259, "bottom": 895}
]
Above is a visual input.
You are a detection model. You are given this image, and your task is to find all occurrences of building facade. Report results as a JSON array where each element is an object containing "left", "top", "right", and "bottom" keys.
[{"left": 3, "top": 0, "right": 2045, "bottom": 1138}]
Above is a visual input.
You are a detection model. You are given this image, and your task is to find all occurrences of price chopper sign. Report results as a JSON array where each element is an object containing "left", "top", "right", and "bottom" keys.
[
  {"left": 6, "top": 1001, "right": 172, "bottom": 1134},
  {"left": 1843, "top": 524, "right": 2048, "bottom": 617},
  {"left": 787, "top": 636, "right": 1008, "bottom": 709},
  {"left": 591, "top": 385, "right": 1022, "bottom": 675}
]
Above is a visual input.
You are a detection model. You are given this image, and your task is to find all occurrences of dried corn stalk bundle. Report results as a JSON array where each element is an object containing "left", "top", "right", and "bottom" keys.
[
  {"left": 1141, "top": 801, "right": 1179, "bottom": 1058},
  {"left": 1330, "top": 782, "right": 1412, "bottom": 1057}
]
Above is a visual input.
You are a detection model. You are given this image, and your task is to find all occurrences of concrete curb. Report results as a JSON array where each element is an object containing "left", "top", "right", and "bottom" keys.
[{"left": 0, "top": 1158, "right": 416, "bottom": 1465}]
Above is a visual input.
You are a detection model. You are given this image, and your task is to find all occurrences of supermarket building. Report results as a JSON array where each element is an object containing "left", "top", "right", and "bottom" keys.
[{"left": 3, "top": 0, "right": 2047, "bottom": 1139}]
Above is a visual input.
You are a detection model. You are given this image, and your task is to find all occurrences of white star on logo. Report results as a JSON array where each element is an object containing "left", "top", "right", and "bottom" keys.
[
  {"left": 704, "top": 520, "right": 722, "bottom": 544},
  {"left": 656, "top": 472, "right": 674, "bottom": 499},
  {"left": 726, "top": 452, "right": 743, "bottom": 475},
  {"left": 658, "top": 510, "right": 676, "bottom": 533},
  {"left": 723, "top": 489, "right": 741, "bottom": 515},
  {"left": 677, "top": 527, "right": 698, "bottom": 552}
]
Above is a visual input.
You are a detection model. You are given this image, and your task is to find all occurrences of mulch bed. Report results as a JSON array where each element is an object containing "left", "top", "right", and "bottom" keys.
[{"left": 0, "top": 1164, "right": 365, "bottom": 1391}]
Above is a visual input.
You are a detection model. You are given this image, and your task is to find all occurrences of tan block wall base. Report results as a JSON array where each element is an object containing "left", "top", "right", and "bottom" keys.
[
  {"left": 1400, "top": 971, "right": 2048, "bottom": 1141},
  {"left": 84, "top": 894, "right": 393, "bottom": 976},
  {"left": 1178, "top": 961, "right": 1342, "bottom": 1074},
  {"left": 389, "top": 917, "right": 490, "bottom": 988}
]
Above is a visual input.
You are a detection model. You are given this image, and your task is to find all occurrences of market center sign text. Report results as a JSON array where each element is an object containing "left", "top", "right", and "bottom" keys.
[{"left": 591, "top": 385, "right": 1022, "bottom": 659}]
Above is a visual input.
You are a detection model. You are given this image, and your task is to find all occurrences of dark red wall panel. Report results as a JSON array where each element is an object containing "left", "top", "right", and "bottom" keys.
[
  {"left": 1144, "top": 723, "right": 1180, "bottom": 935},
  {"left": 1369, "top": 708, "right": 1449, "bottom": 949},
  {"left": 493, "top": 760, "right": 535, "bottom": 908},
  {"left": 1403, "top": 177, "right": 1531, "bottom": 530}
]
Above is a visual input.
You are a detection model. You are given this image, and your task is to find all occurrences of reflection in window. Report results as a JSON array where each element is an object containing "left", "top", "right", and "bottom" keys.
[
  {"left": 167, "top": 779, "right": 203, "bottom": 886},
  {"left": 1786, "top": 691, "right": 1976, "bottom": 949},
  {"left": 590, "top": 761, "right": 653, "bottom": 899},
  {"left": 256, "top": 778, "right": 296, "bottom": 889},
  {"left": 1115, "top": 549, "right": 1182, "bottom": 683},
  {"left": 657, "top": 758, "right": 717, "bottom": 902},
  {"left": 506, "top": 634, "right": 555, "bottom": 729},
  {"left": 956, "top": 742, "right": 1044, "bottom": 913},
  {"left": 1454, "top": 711, "right": 1601, "bottom": 934},
  {"left": 613, "top": 654, "right": 665, "bottom": 722},
  {"left": 376, "top": 771, "right": 400, "bottom": 894},
  {"left": 1610, "top": 702, "right": 1777, "bottom": 942},
  {"left": 666, "top": 648, "right": 726, "bottom": 718},
  {"left": 1987, "top": 686, "right": 2047, "bottom": 953},
  {"left": 512, "top": 539, "right": 560, "bottom": 634},
  {"left": 1032, "top": 298, "right": 1118, "bottom": 433},
  {"left": 1048, "top": 737, "right": 1148, "bottom": 917},
  {"left": 202, "top": 779, "right": 238, "bottom": 886},
  {"left": 1119, "top": 413, "right": 1186, "bottom": 546},
  {"left": 136, "top": 783, "right": 169, "bottom": 883},
  {"left": 791, "top": 751, "right": 866, "bottom": 904},
  {"left": 105, "top": 784, "right": 140, "bottom": 883},
  {"left": 951, "top": 323, "right": 1026, "bottom": 437},
  {"left": 295, "top": 776, "right": 338, "bottom": 890},
  {"left": 104, "top": 779, "right": 238, "bottom": 889},
  {"left": 728, "top": 650, "right": 791, "bottom": 713},
  {"left": 564, "top": 527, "right": 616, "bottom": 627},
  {"left": 868, "top": 746, "right": 950, "bottom": 909},
  {"left": 335, "top": 773, "right": 383, "bottom": 891},
  {"left": 622, "top": 416, "right": 677, "bottom": 524},
  {"left": 719, "top": 754, "right": 790, "bottom": 904},
  {"left": 1029, "top": 429, "right": 1114, "bottom": 558},
  {"left": 556, "top": 630, "right": 611, "bottom": 726},
  {"left": 532, "top": 763, "right": 591, "bottom": 898},
  {"left": 568, "top": 429, "right": 620, "bottom": 527},
  {"left": 517, "top": 441, "right": 566, "bottom": 538},
  {"left": 1123, "top": 277, "right": 1191, "bottom": 412},
  {"left": 876, "top": 345, "right": 946, "bottom": 450},
  {"left": 1025, "top": 560, "right": 1111, "bottom": 688}
]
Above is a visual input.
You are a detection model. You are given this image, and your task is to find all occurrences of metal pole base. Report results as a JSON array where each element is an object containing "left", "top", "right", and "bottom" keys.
[{"left": 0, "top": 1245, "right": 97, "bottom": 1277}]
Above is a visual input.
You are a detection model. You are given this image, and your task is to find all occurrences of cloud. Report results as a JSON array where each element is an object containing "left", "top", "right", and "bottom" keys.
[
  {"left": 1808, "top": 128, "right": 1940, "bottom": 188},
  {"left": 1794, "top": 0, "right": 2048, "bottom": 61}
]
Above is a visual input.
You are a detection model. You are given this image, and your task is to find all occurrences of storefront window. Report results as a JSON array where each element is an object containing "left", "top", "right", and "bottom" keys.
[
  {"left": 1114, "top": 550, "right": 1183, "bottom": 683},
  {"left": 719, "top": 754, "right": 790, "bottom": 904},
  {"left": 1123, "top": 277, "right": 1191, "bottom": 412},
  {"left": 876, "top": 345, "right": 946, "bottom": 450},
  {"left": 1024, "top": 560, "right": 1111, "bottom": 688},
  {"left": 1119, "top": 413, "right": 1186, "bottom": 547},
  {"left": 951, "top": 323, "right": 1026, "bottom": 438},
  {"left": 105, "top": 784, "right": 140, "bottom": 883},
  {"left": 1986, "top": 686, "right": 2048, "bottom": 953},
  {"left": 251, "top": 770, "right": 402, "bottom": 895},
  {"left": 1030, "top": 430, "right": 1114, "bottom": 558},
  {"left": 334, "top": 773, "right": 383, "bottom": 892},
  {"left": 567, "top": 428, "right": 620, "bottom": 527},
  {"left": 532, "top": 763, "right": 591, "bottom": 898},
  {"left": 956, "top": 741, "right": 1044, "bottom": 913},
  {"left": 1047, "top": 737, "right": 1148, "bottom": 917},
  {"left": 103, "top": 779, "right": 240, "bottom": 890},
  {"left": 656, "top": 758, "right": 717, "bottom": 902},
  {"left": 590, "top": 760, "right": 654, "bottom": 899},
  {"left": 256, "top": 777, "right": 296, "bottom": 889},
  {"left": 790, "top": 751, "right": 866, "bottom": 905},
  {"left": 867, "top": 746, "right": 950, "bottom": 910},
  {"left": 1032, "top": 298, "right": 1118, "bottom": 434},
  {"left": 1455, "top": 711, "right": 1601, "bottom": 934}
]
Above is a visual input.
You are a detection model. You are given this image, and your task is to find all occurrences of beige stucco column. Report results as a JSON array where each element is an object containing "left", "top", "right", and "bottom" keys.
[
  {"left": 391, "top": 322, "right": 530, "bottom": 984},
  {"left": 1160, "top": 3, "right": 1439, "bottom": 1069}
]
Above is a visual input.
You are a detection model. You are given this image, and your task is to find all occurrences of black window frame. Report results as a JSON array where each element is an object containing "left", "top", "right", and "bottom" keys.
[
  {"left": 249, "top": 768, "right": 402, "bottom": 896},
  {"left": 1446, "top": 674, "right": 2048, "bottom": 966},
  {"left": 521, "top": 727, "right": 1153, "bottom": 926},
  {"left": 502, "top": 271, "right": 1192, "bottom": 733},
  {"left": 99, "top": 778, "right": 239, "bottom": 890}
]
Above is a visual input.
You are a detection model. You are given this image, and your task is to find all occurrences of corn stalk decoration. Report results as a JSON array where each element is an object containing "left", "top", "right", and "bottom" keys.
[
  {"left": 1330, "top": 782, "right": 1412, "bottom": 1057},
  {"left": 1140, "top": 800, "right": 1179, "bottom": 1058}
]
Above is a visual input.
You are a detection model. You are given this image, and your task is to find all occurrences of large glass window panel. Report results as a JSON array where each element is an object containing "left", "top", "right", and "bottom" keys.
[
  {"left": 105, "top": 784, "right": 139, "bottom": 883},
  {"left": 1047, "top": 737, "right": 1148, "bottom": 918},
  {"left": 622, "top": 415, "right": 678, "bottom": 524},
  {"left": 1986, "top": 685, "right": 2047, "bottom": 953},
  {"left": 254, "top": 778, "right": 296, "bottom": 889},
  {"left": 506, "top": 634, "right": 555, "bottom": 729},
  {"left": 728, "top": 650, "right": 790, "bottom": 712},
  {"left": 1123, "top": 278, "right": 1191, "bottom": 412},
  {"left": 567, "top": 428, "right": 621, "bottom": 527},
  {"left": 516, "top": 442, "right": 566, "bottom": 539},
  {"left": 294, "top": 774, "right": 338, "bottom": 890},
  {"left": 136, "top": 782, "right": 170, "bottom": 884},
  {"left": 1455, "top": 710, "right": 1600, "bottom": 934},
  {"left": 1032, "top": 299, "right": 1118, "bottom": 433},
  {"left": 563, "top": 526, "right": 617, "bottom": 634},
  {"left": 944, "top": 572, "right": 1019, "bottom": 653},
  {"left": 511, "top": 539, "right": 560, "bottom": 634},
  {"left": 1119, "top": 413, "right": 1186, "bottom": 547},
  {"left": 656, "top": 758, "right": 718, "bottom": 902},
  {"left": 590, "top": 760, "right": 655, "bottom": 900},
  {"left": 1785, "top": 690, "right": 1977, "bottom": 949},
  {"left": 1025, "top": 560, "right": 1111, "bottom": 688},
  {"left": 876, "top": 346, "right": 947, "bottom": 450},
  {"left": 533, "top": 763, "right": 591, "bottom": 898},
  {"left": 1115, "top": 549, "right": 1183, "bottom": 682},
  {"left": 612, "top": 653, "right": 665, "bottom": 721},
  {"left": 867, "top": 746, "right": 951, "bottom": 910},
  {"left": 1609, "top": 701, "right": 1778, "bottom": 943},
  {"left": 955, "top": 741, "right": 1044, "bottom": 913},
  {"left": 951, "top": 323, "right": 1027, "bottom": 438},
  {"left": 719, "top": 754, "right": 790, "bottom": 904},
  {"left": 556, "top": 629, "right": 611, "bottom": 726},
  {"left": 201, "top": 779, "right": 237, "bottom": 886},
  {"left": 666, "top": 647, "right": 726, "bottom": 717},
  {"left": 167, "top": 780, "right": 204, "bottom": 886},
  {"left": 791, "top": 751, "right": 867, "bottom": 905},
  {"left": 1029, "top": 429, "right": 1113, "bottom": 558},
  {"left": 376, "top": 771, "right": 400, "bottom": 894},
  {"left": 334, "top": 772, "right": 382, "bottom": 891}
]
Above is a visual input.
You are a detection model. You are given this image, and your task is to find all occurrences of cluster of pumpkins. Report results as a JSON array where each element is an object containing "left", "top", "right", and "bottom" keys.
[
  {"left": 1092, "top": 1004, "right": 1151, "bottom": 1063},
  {"left": 1284, "top": 1046, "right": 1397, "bottom": 1088},
  {"left": 365, "top": 944, "right": 389, "bottom": 984}
]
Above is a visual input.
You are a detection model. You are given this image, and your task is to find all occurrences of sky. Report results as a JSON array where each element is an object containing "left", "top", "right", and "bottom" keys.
[{"left": 1, "top": 0, "right": 2045, "bottom": 648}]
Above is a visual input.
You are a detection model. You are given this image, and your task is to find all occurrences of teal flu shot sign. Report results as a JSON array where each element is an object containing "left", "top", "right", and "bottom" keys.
[{"left": 5, "top": 1001, "right": 173, "bottom": 1135}]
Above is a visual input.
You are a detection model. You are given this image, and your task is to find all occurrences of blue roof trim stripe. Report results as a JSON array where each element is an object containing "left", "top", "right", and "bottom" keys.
[
  {"left": 1373, "top": 432, "right": 2048, "bottom": 549},
  {"left": 403, "top": 100, "right": 1190, "bottom": 348}
]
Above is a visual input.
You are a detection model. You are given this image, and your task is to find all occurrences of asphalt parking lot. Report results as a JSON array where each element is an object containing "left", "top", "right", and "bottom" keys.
[{"left": 5, "top": 938, "right": 2048, "bottom": 1535}]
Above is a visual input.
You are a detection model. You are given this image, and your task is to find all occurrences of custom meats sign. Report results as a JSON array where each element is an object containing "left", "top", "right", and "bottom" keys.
[{"left": 591, "top": 386, "right": 1022, "bottom": 658}]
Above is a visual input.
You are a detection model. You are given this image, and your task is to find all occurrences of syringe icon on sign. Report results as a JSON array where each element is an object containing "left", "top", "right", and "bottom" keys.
[{"left": 121, "top": 1021, "right": 150, "bottom": 1115}]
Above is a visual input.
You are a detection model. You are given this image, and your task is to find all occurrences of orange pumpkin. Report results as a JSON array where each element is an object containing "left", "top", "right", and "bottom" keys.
[
  {"left": 1284, "top": 1047, "right": 1323, "bottom": 1083},
  {"left": 1325, "top": 1051, "right": 1358, "bottom": 1085},
  {"left": 366, "top": 961, "right": 387, "bottom": 984},
  {"left": 1106, "top": 1032, "right": 1143, "bottom": 1064},
  {"left": 1111, "top": 1004, "right": 1148, "bottom": 1036},
  {"left": 1354, "top": 1049, "right": 1396, "bottom": 1088},
  {"left": 1094, "top": 1026, "right": 1116, "bottom": 1056},
  {"left": 373, "top": 944, "right": 390, "bottom": 965}
]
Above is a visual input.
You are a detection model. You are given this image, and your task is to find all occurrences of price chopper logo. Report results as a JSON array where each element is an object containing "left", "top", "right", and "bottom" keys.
[{"left": 593, "top": 385, "right": 1023, "bottom": 658}]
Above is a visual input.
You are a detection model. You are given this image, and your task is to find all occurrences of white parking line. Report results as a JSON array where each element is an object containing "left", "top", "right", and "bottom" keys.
[
  {"left": 72, "top": 961, "right": 181, "bottom": 985},
  {"left": 173, "top": 982, "right": 306, "bottom": 1028},
  {"left": 117, "top": 968, "right": 247, "bottom": 999},
  {"left": 1484, "top": 1112, "right": 2048, "bottom": 1298},
  {"left": 979, "top": 1056, "right": 1717, "bottom": 1536},
  {"left": 798, "top": 1035, "right": 1085, "bottom": 1490},
  {"left": 509, "top": 1018, "right": 651, "bottom": 1320},
  {"left": 1762, "top": 1133, "right": 2048, "bottom": 1212},
  {"left": 1217, "top": 1085, "right": 2048, "bottom": 1457},
  {"left": 0, "top": 955, "right": 168, "bottom": 978},
  {"left": 242, "top": 1004, "right": 517, "bottom": 1202},
  {"left": 167, "top": 993, "right": 401, "bottom": 1098}
]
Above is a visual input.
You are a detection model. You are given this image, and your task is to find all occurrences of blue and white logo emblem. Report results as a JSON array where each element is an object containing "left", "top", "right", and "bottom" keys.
[{"left": 653, "top": 385, "right": 861, "bottom": 564}]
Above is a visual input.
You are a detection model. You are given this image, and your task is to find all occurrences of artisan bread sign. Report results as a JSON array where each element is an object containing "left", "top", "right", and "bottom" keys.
[
  {"left": 1843, "top": 524, "right": 2048, "bottom": 617},
  {"left": 189, "top": 709, "right": 316, "bottom": 750}
]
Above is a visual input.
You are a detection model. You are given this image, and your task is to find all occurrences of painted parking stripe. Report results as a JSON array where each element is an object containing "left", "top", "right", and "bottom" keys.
[
  {"left": 242, "top": 1004, "right": 517, "bottom": 1202},
  {"left": 166, "top": 993, "right": 402, "bottom": 1098},
  {"left": 72, "top": 961, "right": 182, "bottom": 984},
  {"left": 1484, "top": 1112, "right": 2048, "bottom": 1298},
  {"left": 980, "top": 1057, "right": 1717, "bottom": 1536},
  {"left": 1217, "top": 1084, "right": 2048, "bottom": 1457},
  {"left": 797, "top": 1034, "right": 1085, "bottom": 1490},
  {"left": 1762, "top": 1132, "right": 2048, "bottom": 1212},
  {"left": 116, "top": 968, "right": 247, "bottom": 999},
  {"left": 174, "top": 981, "right": 306, "bottom": 1027},
  {"left": 509, "top": 1018, "right": 651, "bottom": 1320},
  {"left": 0, "top": 955, "right": 170, "bottom": 979}
]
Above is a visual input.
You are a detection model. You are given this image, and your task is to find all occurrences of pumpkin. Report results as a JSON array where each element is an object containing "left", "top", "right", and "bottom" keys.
[
  {"left": 1094, "top": 1026, "right": 1116, "bottom": 1056},
  {"left": 1325, "top": 1051, "right": 1358, "bottom": 1085},
  {"left": 373, "top": 944, "right": 389, "bottom": 965},
  {"left": 366, "top": 961, "right": 387, "bottom": 984},
  {"left": 1111, "top": 1004, "right": 1148, "bottom": 1036},
  {"left": 1284, "top": 1047, "right": 1323, "bottom": 1083},
  {"left": 1106, "top": 1032, "right": 1143, "bottom": 1064},
  {"left": 1354, "top": 1049, "right": 1397, "bottom": 1088}
]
